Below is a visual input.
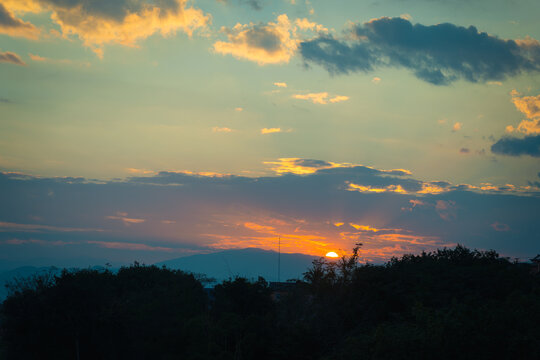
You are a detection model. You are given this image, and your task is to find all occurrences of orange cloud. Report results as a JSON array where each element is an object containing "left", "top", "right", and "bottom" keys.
[
  {"left": 347, "top": 183, "right": 407, "bottom": 194},
  {"left": 126, "top": 168, "right": 156, "bottom": 175},
  {"left": 264, "top": 158, "right": 353, "bottom": 175},
  {"left": 453, "top": 122, "right": 462, "bottom": 131},
  {"left": 349, "top": 223, "right": 381, "bottom": 232},
  {"left": 204, "top": 210, "right": 446, "bottom": 261},
  {"left": 274, "top": 82, "right": 288, "bottom": 88}
]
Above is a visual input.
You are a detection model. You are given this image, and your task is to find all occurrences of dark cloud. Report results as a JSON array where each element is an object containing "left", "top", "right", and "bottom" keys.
[
  {"left": 0, "top": 3, "right": 27, "bottom": 28},
  {"left": 491, "top": 135, "right": 540, "bottom": 157},
  {"left": 217, "top": 0, "right": 265, "bottom": 10},
  {"left": 0, "top": 51, "right": 25, "bottom": 66},
  {"left": 460, "top": 148, "right": 470, "bottom": 154},
  {"left": 292, "top": 159, "right": 332, "bottom": 168},
  {"left": 300, "top": 17, "right": 540, "bottom": 85},
  {"left": 0, "top": 98, "right": 12, "bottom": 103}
]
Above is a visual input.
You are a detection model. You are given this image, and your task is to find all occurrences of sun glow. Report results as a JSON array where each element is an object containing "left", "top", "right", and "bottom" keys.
[{"left": 325, "top": 251, "right": 339, "bottom": 258}]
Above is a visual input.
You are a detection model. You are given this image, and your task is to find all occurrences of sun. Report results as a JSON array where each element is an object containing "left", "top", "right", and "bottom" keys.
[{"left": 325, "top": 251, "right": 339, "bottom": 258}]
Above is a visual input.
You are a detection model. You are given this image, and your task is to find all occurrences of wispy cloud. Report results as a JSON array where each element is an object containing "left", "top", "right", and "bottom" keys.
[
  {"left": 106, "top": 212, "right": 146, "bottom": 226},
  {"left": 29, "top": 53, "right": 91, "bottom": 67},
  {"left": 213, "top": 127, "right": 233, "bottom": 133},
  {"left": 292, "top": 92, "right": 349, "bottom": 104}
]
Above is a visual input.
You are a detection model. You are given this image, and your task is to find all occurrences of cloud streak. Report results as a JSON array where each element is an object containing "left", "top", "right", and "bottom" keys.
[
  {"left": 300, "top": 17, "right": 540, "bottom": 85},
  {"left": 292, "top": 92, "right": 349, "bottom": 104}
]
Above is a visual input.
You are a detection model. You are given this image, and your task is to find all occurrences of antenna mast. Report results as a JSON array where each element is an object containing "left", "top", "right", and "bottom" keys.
[{"left": 278, "top": 236, "right": 281, "bottom": 282}]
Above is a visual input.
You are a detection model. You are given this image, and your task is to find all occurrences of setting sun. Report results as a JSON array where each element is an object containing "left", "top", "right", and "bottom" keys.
[{"left": 325, "top": 251, "right": 339, "bottom": 258}]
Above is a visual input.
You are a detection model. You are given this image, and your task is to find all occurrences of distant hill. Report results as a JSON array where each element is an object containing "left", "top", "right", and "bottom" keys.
[{"left": 156, "top": 248, "right": 318, "bottom": 283}]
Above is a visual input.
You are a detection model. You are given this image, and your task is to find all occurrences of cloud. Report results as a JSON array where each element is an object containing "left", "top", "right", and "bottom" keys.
[
  {"left": 371, "top": 77, "right": 381, "bottom": 84},
  {"left": 1, "top": 0, "right": 209, "bottom": 57},
  {"left": 0, "top": 50, "right": 25, "bottom": 65},
  {"left": 213, "top": 14, "right": 297, "bottom": 65},
  {"left": 218, "top": 0, "right": 265, "bottom": 10},
  {"left": 264, "top": 158, "right": 353, "bottom": 174},
  {"left": 300, "top": 17, "right": 540, "bottom": 85},
  {"left": 106, "top": 212, "right": 146, "bottom": 226},
  {"left": 294, "top": 18, "right": 328, "bottom": 33},
  {"left": 213, "top": 127, "right": 233, "bottom": 132},
  {"left": 460, "top": 148, "right": 470, "bottom": 154},
  {"left": 261, "top": 127, "right": 282, "bottom": 134},
  {"left": 491, "top": 222, "right": 510, "bottom": 232},
  {"left": 0, "top": 221, "right": 102, "bottom": 233},
  {"left": 235, "top": 107, "right": 243, "bottom": 112},
  {"left": 87, "top": 241, "right": 174, "bottom": 252},
  {"left": 453, "top": 122, "right": 462, "bottom": 131},
  {"left": 506, "top": 90, "right": 540, "bottom": 135},
  {"left": 435, "top": 200, "right": 457, "bottom": 221},
  {"left": 29, "top": 53, "right": 90, "bottom": 67},
  {"left": 213, "top": 14, "right": 328, "bottom": 65},
  {"left": 274, "top": 82, "right": 287, "bottom": 87},
  {"left": 292, "top": 92, "right": 349, "bottom": 104},
  {"left": 491, "top": 134, "right": 540, "bottom": 157},
  {"left": 0, "top": 2, "right": 40, "bottom": 39}
]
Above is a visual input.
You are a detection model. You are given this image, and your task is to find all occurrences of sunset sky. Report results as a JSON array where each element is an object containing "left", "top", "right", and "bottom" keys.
[{"left": 1, "top": 0, "right": 539, "bottom": 267}]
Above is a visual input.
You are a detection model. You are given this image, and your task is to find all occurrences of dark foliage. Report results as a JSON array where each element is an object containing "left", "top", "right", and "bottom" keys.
[{"left": 1, "top": 245, "right": 539, "bottom": 359}]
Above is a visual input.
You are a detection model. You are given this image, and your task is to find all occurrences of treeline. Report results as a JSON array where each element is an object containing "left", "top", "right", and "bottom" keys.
[{"left": 1, "top": 245, "right": 540, "bottom": 359}]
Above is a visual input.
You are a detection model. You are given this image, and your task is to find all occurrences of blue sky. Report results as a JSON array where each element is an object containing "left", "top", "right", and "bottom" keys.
[{"left": 0, "top": 0, "right": 539, "bottom": 266}]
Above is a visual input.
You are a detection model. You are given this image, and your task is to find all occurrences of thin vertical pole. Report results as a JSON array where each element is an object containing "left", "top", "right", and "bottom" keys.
[{"left": 278, "top": 236, "right": 281, "bottom": 282}]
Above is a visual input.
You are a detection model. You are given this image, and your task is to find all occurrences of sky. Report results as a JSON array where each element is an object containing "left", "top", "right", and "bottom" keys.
[{"left": 0, "top": 0, "right": 539, "bottom": 268}]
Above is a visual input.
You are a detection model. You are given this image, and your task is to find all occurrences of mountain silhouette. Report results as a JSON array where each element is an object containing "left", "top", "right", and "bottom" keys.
[{"left": 156, "top": 248, "right": 318, "bottom": 282}]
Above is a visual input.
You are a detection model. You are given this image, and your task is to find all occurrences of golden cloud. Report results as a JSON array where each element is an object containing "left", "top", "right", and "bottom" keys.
[
  {"left": 214, "top": 14, "right": 296, "bottom": 65},
  {"left": 261, "top": 127, "right": 282, "bottom": 134},
  {"left": 292, "top": 92, "right": 349, "bottom": 104},
  {"left": 0, "top": 3, "right": 40, "bottom": 39},
  {"left": 1, "top": 0, "right": 210, "bottom": 57},
  {"left": 507, "top": 90, "right": 540, "bottom": 134},
  {"left": 213, "top": 14, "right": 327, "bottom": 65}
]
